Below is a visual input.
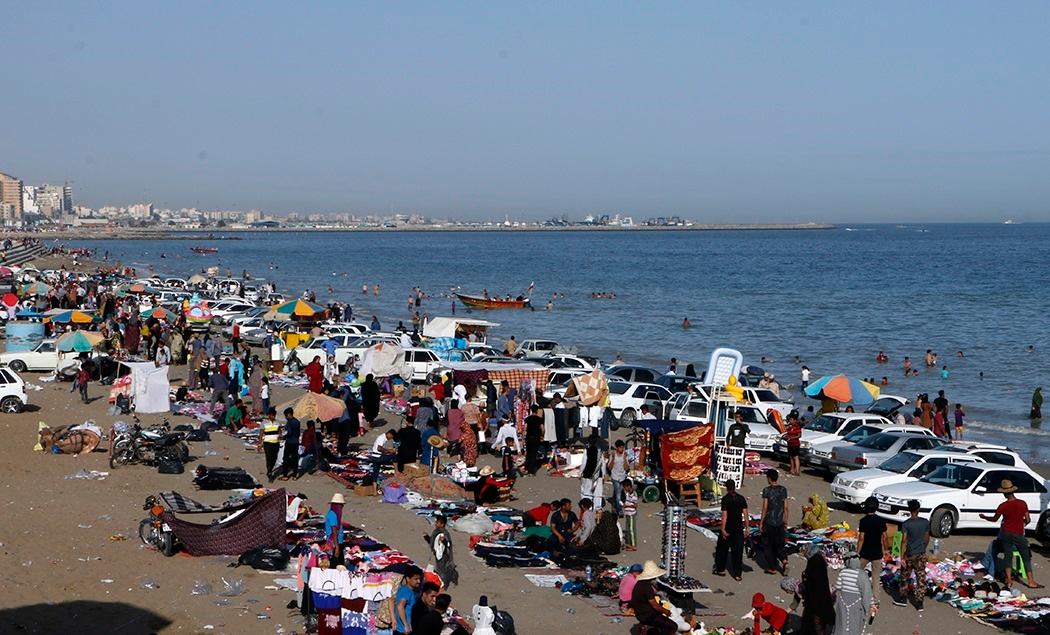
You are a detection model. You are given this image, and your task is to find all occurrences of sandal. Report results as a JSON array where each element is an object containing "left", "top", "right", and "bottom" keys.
[
  {"left": 712, "top": 571, "right": 726, "bottom": 577},
  {"left": 733, "top": 576, "right": 742, "bottom": 581}
]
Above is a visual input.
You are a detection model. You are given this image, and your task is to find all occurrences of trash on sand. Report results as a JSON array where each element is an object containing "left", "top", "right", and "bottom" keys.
[
  {"left": 109, "top": 534, "right": 127, "bottom": 542},
  {"left": 100, "top": 579, "right": 114, "bottom": 584},
  {"left": 77, "top": 523, "right": 93, "bottom": 529},
  {"left": 65, "top": 469, "right": 109, "bottom": 481},
  {"left": 97, "top": 514, "right": 113, "bottom": 521},
  {"left": 204, "top": 449, "right": 220, "bottom": 456},
  {"left": 141, "top": 579, "right": 160, "bottom": 590},
  {"left": 218, "top": 577, "right": 245, "bottom": 597},
  {"left": 192, "top": 580, "right": 213, "bottom": 595}
]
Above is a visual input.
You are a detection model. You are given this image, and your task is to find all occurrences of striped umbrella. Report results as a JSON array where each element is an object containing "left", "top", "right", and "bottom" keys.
[
  {"left": 22, "top": 281, "right": 52, "bottom": 296},
  {"left": 803, "top": 374, "right": 880, "bottom": 405},
  {"left": 265, "top": 299, "right": 327, "bottom": 321},
  {"left": 56, "top": 330, "right": 105, "bottom": 353},
  {"left": 44, "top": 309, "right": 98, "bottom": 324},
  {"left": 142, "top": 306, "right": 177, "bottom": 322}
]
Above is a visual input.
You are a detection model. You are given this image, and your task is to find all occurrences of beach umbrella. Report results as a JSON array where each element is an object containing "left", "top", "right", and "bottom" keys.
[
  {"left": 123, "top": 282, "right": 152, "bottom": 294},
  {"left": 0, "top": 266, "right": 13, "bottom": 277},
  {"left": 22, "top": 281, "right": 52, "bottom": 296},
  {"left": 276, "top": 391, "right": 347, "bottom": 422},
  {"left": 44, "top": 309, "right": 98, "bottom": 324},
  {"left": 265, "top": 299, "right": 327, "bottom": 321},
  {"left": 803, "top": 374, "right": 880, "bottom": 405},
  {"left": 55, "top": 330, "right": 105, "bottom": 353},
  {"left": 142, "top": 306, "right": 176, "bottom": 322},
  {"left": 2, "top": 293, "right": 18, "bottom": 307}
]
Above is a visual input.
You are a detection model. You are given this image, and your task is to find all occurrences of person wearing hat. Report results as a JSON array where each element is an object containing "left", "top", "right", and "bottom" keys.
[
  {"left": 618, "top": 563, "right": 644, "bottom": 614},
  {"left": 472, "top": 465, "right": 500, "bottom": 506},
  {"left": 630, "top": 561, "right": 676, "bottom": 634},
  {"left": 324, "top": 493, "right": 345, "bottom": 555},
  {"left": 980, "top": 479, "right": 1043, "bottom": 589}
]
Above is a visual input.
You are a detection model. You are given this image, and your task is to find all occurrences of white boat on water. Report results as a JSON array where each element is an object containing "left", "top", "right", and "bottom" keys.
[{"left": 1003, "top": 219, "right": 1019, "bottom": 224}]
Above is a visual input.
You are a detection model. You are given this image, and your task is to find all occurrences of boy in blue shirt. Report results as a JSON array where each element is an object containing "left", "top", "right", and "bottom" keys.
[{"left": 395, "top": 566, "right": 423, "bottom": 635}]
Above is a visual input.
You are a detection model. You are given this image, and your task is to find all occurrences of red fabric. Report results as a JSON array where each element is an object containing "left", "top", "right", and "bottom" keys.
[
  {"left": 997, "top": 498, "right": 1029, "bottom": 535},
  {"left": 430, "top": 383, "right": 445, "bottom": 401},
  {"left": 659, "top": 424, "right": 713, "bottom": 481},
  {"left": 305, "top": 361, "right": 324, "bottom": 393},
  {"left": 526, "top": 503, "right": 552, "bottom": 525}
]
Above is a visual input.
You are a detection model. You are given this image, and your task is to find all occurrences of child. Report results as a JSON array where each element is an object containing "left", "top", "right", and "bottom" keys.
[
  {"left": 622, "top": 478, "right": 638, "bottom": 551},
  {"left": 954, "top": 403, "right": 965, "bottom": 440},
  {"left": 501, "top": 437, "right": 517, "bottom": 479}
]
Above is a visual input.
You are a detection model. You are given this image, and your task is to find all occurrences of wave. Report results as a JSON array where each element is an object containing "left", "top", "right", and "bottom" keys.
[{"left": 964, "top": 419, "right": 1050, "bottom": 438}]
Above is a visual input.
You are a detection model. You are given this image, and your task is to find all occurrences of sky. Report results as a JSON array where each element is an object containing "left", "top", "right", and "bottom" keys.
[{"left": 2, "top": 2, "right": 1049, "bottom": 222}]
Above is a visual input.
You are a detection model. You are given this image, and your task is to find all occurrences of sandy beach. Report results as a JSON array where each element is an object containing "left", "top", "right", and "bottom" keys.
[{"left": 1, "top": 361, "right": 1047, "bottom": 635}]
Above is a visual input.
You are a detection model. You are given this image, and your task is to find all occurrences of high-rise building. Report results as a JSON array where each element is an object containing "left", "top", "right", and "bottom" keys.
[
  {"left": 0, "top": 172, "right": 23, "bottom": 225},
  {"left": 34, "top": 184, "right": 65, "bottom": 218}
]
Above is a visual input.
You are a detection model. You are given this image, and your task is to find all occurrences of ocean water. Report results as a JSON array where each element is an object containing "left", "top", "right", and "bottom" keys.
[{"left": 68, "top": 224, "right": 1050, "bottom": 460}]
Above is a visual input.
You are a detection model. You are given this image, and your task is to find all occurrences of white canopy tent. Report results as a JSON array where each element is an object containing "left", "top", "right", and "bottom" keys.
[
  {"left": 359, "top": 342, "right": 412, "bottom": 380},
  {"left": 421, "top": 317, "right": 500, "bottom": 340}
]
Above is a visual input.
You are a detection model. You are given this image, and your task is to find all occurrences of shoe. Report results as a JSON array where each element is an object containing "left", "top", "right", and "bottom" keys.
[
  {"left": 917, "top": 604, "right": 924, "bottom": 612},
  {"left": 892, "top": 598, "right": 907, "bottom": 607}
]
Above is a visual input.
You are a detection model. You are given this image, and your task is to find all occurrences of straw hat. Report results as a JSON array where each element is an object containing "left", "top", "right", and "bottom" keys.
[
  {"left": 330, "top": 493, "right": 345, "bottom": 504},
  {"left": 478, "top": 465, "right": 495, "bottom": 476},
  {"left": 998, "top": 479, "right": 1018, "bottom": 493},
  {"left": 636, "top": 560, "right": 667, "bottom": 581},
  {"left": 427, "top": 435, "right": 449, "bottom": 449}
]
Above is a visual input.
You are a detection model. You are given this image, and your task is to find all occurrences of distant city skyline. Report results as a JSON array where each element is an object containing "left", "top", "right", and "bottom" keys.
[{"left": 3, "top": 3, "right": 1050, "bottom": 222}]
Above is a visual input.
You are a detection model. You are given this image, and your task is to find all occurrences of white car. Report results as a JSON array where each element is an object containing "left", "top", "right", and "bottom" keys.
[
  {"left": 541, "top": 354, "right": 599, "bottom": 371},
  {"left": 547, "top": 368, "right": 589, "bottom": 387},
  {"left": 873, "top": 462, "right": 1049, "bottom": 537},
  {"left": 738, "top": 387, "right": 794, "bottom": 419},
  {"left": 831, "top": 448, "right": 984, "bottom": 506},
  {"left": 403, "top": 348, "right": 447, "bottom": 382},
  {"left": 773, "top": 412, "right": 892, "bottom": 459},
  {"left": 324, "top": 323, "right": 370, "bottom": 336},
  {"left": 0, "top": 339, "right": 83, "bottom": 373},
  {"left": 666, "top": 392, "right": 782, "bottom": 452},
  {"left": 515, "top": 339, "right": 559, "bottom": 360},
  {"left": 808, "top": 424, "right": 938, "bottom": 470},
  {"left": 0, "top": 366, "right": 28, "bottom": 412},
  {"left": 606, "top": 381, "right": 674, "bottom": 427},
  {"left": 209, "top": 300, "right": 257, "bottom": 323}
]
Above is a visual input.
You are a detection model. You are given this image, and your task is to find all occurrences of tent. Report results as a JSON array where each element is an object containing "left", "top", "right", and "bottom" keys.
[
  {"left": 121, "top": 361, "right": 171, "bottom": 413},
  {"left": 359, "top": 342, "right": 411, "bottom": 380},
  {"left": 422, "top": 316, "right": 500, "bottom": 340}
]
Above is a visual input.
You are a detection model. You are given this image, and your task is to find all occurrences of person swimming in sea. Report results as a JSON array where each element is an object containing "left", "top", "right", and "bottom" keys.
[{"left": 682, "top": 317, "right": 691, "bottom": 329}]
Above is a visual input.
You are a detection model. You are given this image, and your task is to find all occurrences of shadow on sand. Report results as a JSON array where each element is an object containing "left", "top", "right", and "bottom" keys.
[{"left": 0, "top": 600, "right": 173, "bottom": 634}]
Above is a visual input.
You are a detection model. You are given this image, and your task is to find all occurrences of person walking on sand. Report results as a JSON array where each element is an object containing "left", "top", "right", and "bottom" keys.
[
  {"left": 980, "top": 479, "right": 1043, "bottom": 590},
  {"left": 893, "top": 500, "right": 930, "bottom": 611},
  {"left": 761, "top": 469, "right": 790, "bottom": 575},
  {"left": 713, "top": 478, "right": 748, "bottom": 581}
]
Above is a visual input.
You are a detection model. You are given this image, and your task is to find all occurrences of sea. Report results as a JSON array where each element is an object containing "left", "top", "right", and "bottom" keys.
[{"left": 67, "top": 223, "right": 1050, "bottom": 461}]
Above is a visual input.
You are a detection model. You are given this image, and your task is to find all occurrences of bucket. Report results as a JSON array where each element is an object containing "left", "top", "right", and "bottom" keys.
[{"left": 5, "top": 321, "right": 45, "bottom": 352}]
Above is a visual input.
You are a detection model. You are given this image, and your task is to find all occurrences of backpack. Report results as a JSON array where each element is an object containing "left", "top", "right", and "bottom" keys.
[
  {"left": 492, "top": 608, "right": 515, "bottom": 635},
  {"left": 157, "top": 457, "right": 185, "bottom": 474},
  {"left": 237, "top": 546, "right": 290, "bottom": 571}
]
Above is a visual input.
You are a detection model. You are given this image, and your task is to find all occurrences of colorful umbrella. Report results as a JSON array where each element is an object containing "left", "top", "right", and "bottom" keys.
[
  {"left": 0, "top": 266, "right": 13, "bottom": 277},
  {"left": 44, "top": 309, "right": 98, "bottom": 324},
  {"left": 803, "top": 374, "right": 880, "bottom": 405},
  {"left": 123, "top": 282, "right": 152, "bottom": 294},
  {"left": 55, "top": 330, "right": 105, "bottom": 353},
  {"left": 2, "top": 292, "right": 18, "bottom": 307},
  {"left": 142, "top": 306, "right": 176, "bottom": 322},
  {"left": 265, "top": 299, "right": 327, "bottom": 321},
  {"left": 22, "top": 281, "right": 52, "bottom": 296},
  {"left": 276, "top": 391, "right": 347, "bottom": 422}
]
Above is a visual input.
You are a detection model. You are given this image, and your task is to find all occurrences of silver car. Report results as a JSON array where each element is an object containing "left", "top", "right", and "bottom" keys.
[{"left": 828, "top": 432, "right": 946, "bottom": 471}]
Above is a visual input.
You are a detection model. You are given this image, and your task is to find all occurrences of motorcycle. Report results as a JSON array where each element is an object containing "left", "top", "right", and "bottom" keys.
[
  {"left": 110, "top": 419, "right": 189, "bottom": 469},
  {"left": 139, "top": 495, "right": 177, "bottom": 556}
]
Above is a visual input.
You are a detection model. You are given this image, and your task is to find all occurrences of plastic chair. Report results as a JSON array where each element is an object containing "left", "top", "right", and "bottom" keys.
[{"left": 891, "top": 531, "right": 903, "bottom": 557}]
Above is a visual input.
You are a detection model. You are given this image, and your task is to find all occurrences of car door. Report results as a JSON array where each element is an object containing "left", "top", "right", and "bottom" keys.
[
  {"left": 968, "top": 470, "right": 1013, "bottom": 526},
  {"left": 668, "top": 392, "right": 689, "bottom": 419},
  {"left": 1006, "top": 472, "right": 1047, "bottom": 529},
  {"left": 32, "top": 341, "right": 57, "bottom": 370},
  {"left": 837, "top": 419, "right": 864, "bottom": 438}
]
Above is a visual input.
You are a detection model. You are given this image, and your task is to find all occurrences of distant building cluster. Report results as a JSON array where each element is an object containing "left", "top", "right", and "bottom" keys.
[{"left": 0, "top": 167, "right": 696, "bottom": 230}]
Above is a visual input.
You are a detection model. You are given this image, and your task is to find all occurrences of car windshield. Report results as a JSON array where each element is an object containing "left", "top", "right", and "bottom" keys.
[
  {"left": 732, "top": 408, "right": 766, "bottom": 424},
  {"left": 843, "top": 425, "right": 880, "bottom": 442},
  {"left": 921, "top": 463, "right": 982, "bottom": 489},
  {"left": 806, "top": 415, "right": 841, "bottom": 433},
  {"left": 752, "top": 389, "right": 780, "bottom": 402},
  {"left": 879, "top": 452, "right": 922, "bottom": 474},
  {"left": 857, "top": 434, "right": 899, "bottom": 450}
]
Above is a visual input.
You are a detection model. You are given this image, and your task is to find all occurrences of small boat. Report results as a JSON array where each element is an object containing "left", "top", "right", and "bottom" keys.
[
  {"left": 190, "top": 247, "right": 219, "bottom": 254},
  {"left": 455, "top": 293, "right": 531, "bottom": 310}
]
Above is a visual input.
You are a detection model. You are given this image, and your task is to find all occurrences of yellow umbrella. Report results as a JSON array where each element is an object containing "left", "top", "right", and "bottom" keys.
[{"left": 276, "top": 391, "right": 348, "bottom": 422}]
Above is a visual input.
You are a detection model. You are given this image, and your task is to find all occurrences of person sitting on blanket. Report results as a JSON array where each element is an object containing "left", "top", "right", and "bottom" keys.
[{"left": 801, "top": 494, "right": 830, "bottom": 530}]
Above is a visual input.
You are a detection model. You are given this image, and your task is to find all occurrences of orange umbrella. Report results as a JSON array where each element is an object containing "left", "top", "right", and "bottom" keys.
[{"left": 276, "top": 391, "right": 347, "bottom": 422}]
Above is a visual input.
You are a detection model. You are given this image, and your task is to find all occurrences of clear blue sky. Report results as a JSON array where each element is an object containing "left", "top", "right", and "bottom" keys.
[{"left": 3, "top": 2, "right": 1049, "bottom": 221}]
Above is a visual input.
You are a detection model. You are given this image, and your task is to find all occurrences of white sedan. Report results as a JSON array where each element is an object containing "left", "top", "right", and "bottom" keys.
[
  {"left": 831, "top": 448, "right": 983, "bottom": 505},
  {"left": 873, "top": 462, "right": 1049, "bottom": 537},
  {"left": 0, "top": 339, "right": 83, "bottom": 373}
]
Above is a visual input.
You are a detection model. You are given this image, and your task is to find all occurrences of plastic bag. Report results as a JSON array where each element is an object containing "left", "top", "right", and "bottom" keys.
[
  {"left": 451, "top": 512, "right": 494, "bottom": 534},
  {"left": 64, "top": 469, "right": 109, "bottom": 481},
  {"left": 218, "top": 577, "right": 245, "bottom": 597},
  {"left": 192, "top": 580, "right": 213, "bottom": 595}
]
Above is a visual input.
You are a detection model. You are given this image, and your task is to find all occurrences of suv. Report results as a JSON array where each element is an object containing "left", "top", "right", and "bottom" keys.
[
  {"left": 0, "top": 367, "right": 27, "bottom": 412},
  {"left": 514, "top": 339, "right": 559, "bottom": 360}
]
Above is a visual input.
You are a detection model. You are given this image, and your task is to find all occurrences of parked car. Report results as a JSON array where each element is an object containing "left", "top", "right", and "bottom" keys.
[
  {"left": 0, "top": 339, "right": 86, "bottom": 373},
  {"left": 738, "top": 387, "right": 794, "bottom": 419},
  {"left": 828, "top": 432, "right": 947, "bottom": 471},
  {"left": 403, "top": 347, "right": 446, "bottom": 382},
  {"left": 324, "top": 323, "right": 370, "bottom": 336},
  {"left": 514, "top": 339, "right": 559, "bottom": 360},
  {"left": 0, "top": 366, "right": 27, "bottom": 412},
  {"left": 874, "top": 462, "right": 1049, "bottom": 537},
  {"left": 209, "top": 300, "right": 257, "bottom": 323},
  {"left": 606, "top": 381, "right": 673, "bottom": 428},
  {"left": 865, "top": 394, "right": 909, "bottom": 419},
  {"left": 605, "top": 364, "right": 662, "bottom": 384},
  {"left": 831, "top": 448, "right": 984, "bottom": 506},
  {"left": 655, "top": 374, "right": 705, "bottom": 395},
  {"left": 547, "top": 368, "right": 589, "bottom": 387},
  {"left": 808, "top": 423, "right": 937, "bottom": 469},
  {"left": 772, "top": 412, "right": 892, "bottom": 460},
  {"left": 540, "top": 354, "right": 599, "bottom": 371}
]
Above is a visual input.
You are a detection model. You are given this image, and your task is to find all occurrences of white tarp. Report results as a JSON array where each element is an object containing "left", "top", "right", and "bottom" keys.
[
  {"left": 123, "top": 361, "right": 171, "bottom": 413},
  {"left": 359, "top": 342, "right": 411, "bottom": 380},
  {"left": 422, "top": 317, "right": 500, "bottom": 339}
]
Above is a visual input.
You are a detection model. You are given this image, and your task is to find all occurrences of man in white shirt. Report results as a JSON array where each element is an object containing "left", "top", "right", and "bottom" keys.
[
  {"left": 800, "top": 366, "right": 811, "bottom": 389},
  {"left": 492, "top": 417, "right": 521, "bottom": 453},
  {"left": 155, "top": 341, "right": 171, "bottom": 367},
  {"left": 639, "top": 404, "right": 657, "bottom": 420}
]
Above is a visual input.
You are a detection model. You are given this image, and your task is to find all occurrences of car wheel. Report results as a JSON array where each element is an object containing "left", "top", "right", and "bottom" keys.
[
  {"left": 0, "top": 396, "right": 23, "bottom": 413},
  {"left": 930, "top": 506, "right": 956, "bottom": 538},
  {"left": 1037, "top": 511, "right": 1048, "bottom": 541},
  {"left": 8, "top": 360, "right": 26, "bottom": 373},
  {"left": 617, "top": 409, "right": 635, "bottom": 430}
]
